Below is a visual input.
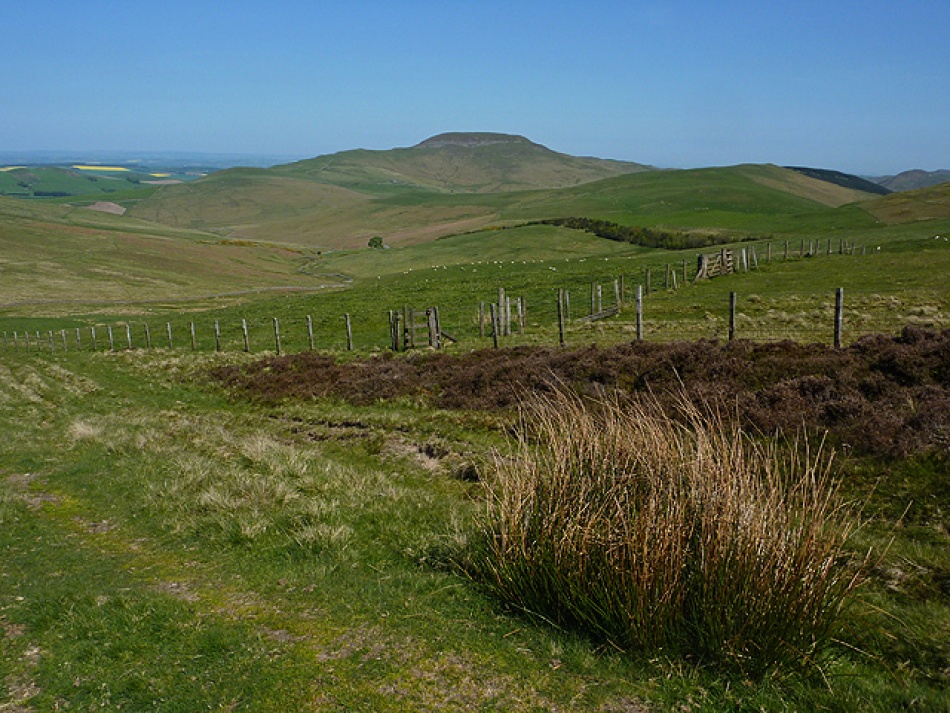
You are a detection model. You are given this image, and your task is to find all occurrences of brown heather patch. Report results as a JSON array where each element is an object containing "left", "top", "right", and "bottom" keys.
[{"left": 211, "top": 326, "right": 950, "bottom": 459}]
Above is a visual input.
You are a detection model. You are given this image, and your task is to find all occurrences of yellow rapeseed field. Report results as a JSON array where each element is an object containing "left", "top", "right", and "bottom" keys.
[{"left": 72, "top": 165, "right": 130, "bottom": 172}]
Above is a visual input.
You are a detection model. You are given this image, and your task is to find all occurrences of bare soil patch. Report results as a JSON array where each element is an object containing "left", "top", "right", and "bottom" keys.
[{"left": 85, "top": 201, "right": 126, "bottom": 215}]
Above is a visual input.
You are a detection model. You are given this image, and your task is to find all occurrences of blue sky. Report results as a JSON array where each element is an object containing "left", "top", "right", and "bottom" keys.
[{"left": 2, "top": 1, "right": 947, "bottom": 174}]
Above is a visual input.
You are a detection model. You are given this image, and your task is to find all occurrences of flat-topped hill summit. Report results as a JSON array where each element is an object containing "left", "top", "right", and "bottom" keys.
[{"left": 413, "top": 132, "right": 544, "bottom": 149}]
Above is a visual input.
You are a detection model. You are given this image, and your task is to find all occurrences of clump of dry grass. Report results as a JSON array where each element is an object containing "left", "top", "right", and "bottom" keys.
[{"left": 464, "top": 388, "right": 868, "bottom": 677}]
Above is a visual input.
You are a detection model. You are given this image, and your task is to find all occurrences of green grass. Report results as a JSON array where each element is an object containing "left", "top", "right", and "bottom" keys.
[
  {"left": 0, "top": 166, "right": 162, "bottom": 198},
  {"left": 6, "top": 215, "right": 944, "bottom": 358},
  {"left": 0, "top": 197, "right": 331, "bottom": 314},
  {"left": 1, "top": 344, "right": 947, "bottom": 710}
]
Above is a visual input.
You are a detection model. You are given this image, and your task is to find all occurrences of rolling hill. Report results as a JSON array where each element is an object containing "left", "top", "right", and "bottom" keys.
[
  {"left": 784, "top": 166, "right": 891, "bottom": 196},
  {"left": 128, "top": 135, "right": 886, "bottom": 251},
  {"left": 0, "top": 196, "right": 327, "bottom": 312},
  {"left": 271, "top": 132, "right": 653, "bottom": 194},
  {"left": 859, "top": 181, "right": 950, "bottom": 224}
]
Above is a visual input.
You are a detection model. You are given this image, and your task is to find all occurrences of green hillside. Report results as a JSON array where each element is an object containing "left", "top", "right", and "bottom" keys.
[
  {"left": 859, "top": 181, "right": 950, "bottom": 224},
  {"left": 0, "top": 164, "right": 198, "bottom": 199},
  {"left": 0, "top": 197, "right": 327, "bottom": 312}
]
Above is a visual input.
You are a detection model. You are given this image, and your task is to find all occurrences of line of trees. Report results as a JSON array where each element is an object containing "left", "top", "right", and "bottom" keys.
[{"left": 536, "top": 217, "right": 733, "bottom": 250}]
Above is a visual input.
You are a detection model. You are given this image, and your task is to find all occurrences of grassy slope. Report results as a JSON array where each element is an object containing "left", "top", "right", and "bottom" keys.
[
  {"left": 0, "top": 197, "right": 329, "bottom": 314},
  {"left": 129, "top": 163, "right": 884, "bottom": 252},
  {"left": 5, "top": 216, "right": 944, "bottom": 358},
  {"left": 859, "top": 181, "right": 950, "bottom": 224},
  {"left": 273, "top": 138, "right": 650, "bottom": 194}
]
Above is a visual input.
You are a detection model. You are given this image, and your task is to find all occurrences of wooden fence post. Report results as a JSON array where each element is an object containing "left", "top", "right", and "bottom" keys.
[
  {"left": 729, "top": 292, "right": 737, "bottom": 341},
  {"left": 427, "top": 308, "right": 437, "bottom": 348},
  {"left": 108, "top": 326, "right": 115, "bottom": 351},
  {"left": 61, "top": 330, "right": 68, "bottom": 352},
  {"left": 48, "top": 331, "right": 54, "bottom": 352},
  {"left": 144, "top": 323, "right": 151, "bottom": 350},
  {"left": 636, "top": 284, "right": 643, "bottom": 341},
  {"left": 307, "top": 315, "right": 315, "bottom": 350},
  {"left": 557, "top": 289, "right": 565, "bottom": 346},
  {"left": 596, "top": 284, "right": 603, "bottom": 313},
  {"left": 491, "top": 302, "right": 499, "bottom": 349},
  {"left": 784, "top": 240, "right": 789, "bottom": 260},
  {"left": 741, "top": 248, "right": 748, "bottom": 272},
  {"left": 613, "top": 279, "right": 621, "bottom": 310},
  {"left": 345, "top": 313, "right": 353, "bottom": 351},
  {"left": 590, "top": 283, "right": 596, "bottom": 316},
  {"left": 767, "top": 242, "right": 772, "bottom": 263},
  {"left": 125, "top": 324, "right": 132, "bottom": 350},
  {"left": 834, "top": 288, "right": 844, "bottom": 349},
  {"left": 564, "top": 289, "right": 571, "bottom": 321},
  {"left": 166, "top": 322, "right": 173, "bottom": 349},
  {"left": 190, "top": 322, "right": 197, "bottom": 351},
  {"left": 497, "top": 287, "right": 507, "bottom": 335},
  {"left": 214, "top": 320, "right": 221, "bottom": 352},
  {"left": 242, "top": 319, "right": 249, "bottom": 352},
  {"left": 273, "top": 317, "right": 281, "bottom": 355},
  {"left": 91, "top": 326, "right": 98, "bottom": 351},
  {"left": 516, "top": 297, "right": 524, "bottom": 332},
  {"left": 505, "top": 296, "right": 512, "bottom": 336}
]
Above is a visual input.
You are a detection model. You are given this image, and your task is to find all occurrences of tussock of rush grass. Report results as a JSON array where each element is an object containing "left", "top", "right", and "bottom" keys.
[{"left": 465, "top": 388, "right": 868, "bottom": 678}]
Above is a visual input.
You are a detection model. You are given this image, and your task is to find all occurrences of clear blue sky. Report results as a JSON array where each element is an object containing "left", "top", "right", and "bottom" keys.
[{"left": 3, "top": 1, "right": 947, "bottom": 174}]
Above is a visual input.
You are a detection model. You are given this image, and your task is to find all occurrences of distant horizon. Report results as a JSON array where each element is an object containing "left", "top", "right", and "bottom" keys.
[{"left": 2, "top": 137, "right": 946, "bottom": 179}]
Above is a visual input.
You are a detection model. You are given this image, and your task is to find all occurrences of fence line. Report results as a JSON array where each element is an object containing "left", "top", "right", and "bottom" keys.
[
  {"left": 2, "top": 240, "right": 879, "bottom": 357},
  {"left": 2, "top": 286, "right": 867, "bottom": 356}
]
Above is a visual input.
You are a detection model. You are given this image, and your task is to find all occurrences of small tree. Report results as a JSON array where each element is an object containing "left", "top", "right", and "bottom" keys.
[{"left": 368, "top": 236, "right": 383, "bottom": 249}]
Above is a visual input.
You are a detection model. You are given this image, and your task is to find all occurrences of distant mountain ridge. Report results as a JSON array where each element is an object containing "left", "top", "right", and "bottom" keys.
[{"left": 870, "top": 169, "right": 950, "bottom": 192}]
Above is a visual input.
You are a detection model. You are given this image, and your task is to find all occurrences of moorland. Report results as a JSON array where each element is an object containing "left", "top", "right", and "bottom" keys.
[{"left": 1, "top": 133, "right": 948, "bottom": 711}]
